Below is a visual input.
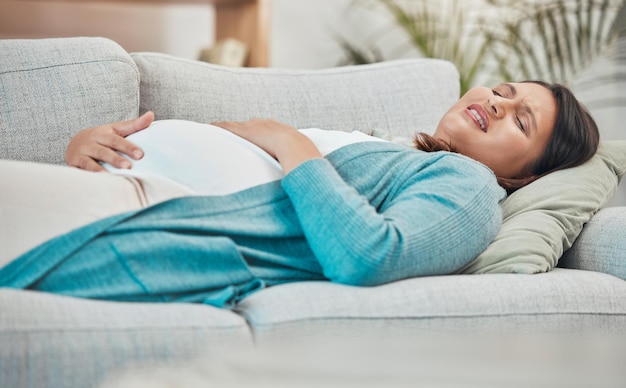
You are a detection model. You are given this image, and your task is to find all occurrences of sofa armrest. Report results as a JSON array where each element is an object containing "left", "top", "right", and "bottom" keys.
[
  {"left": 0, "top": 37, "right": 140, "bottom": 164},
  {"left": 559, "top": 206, "right": 626, "bottom": 280}
]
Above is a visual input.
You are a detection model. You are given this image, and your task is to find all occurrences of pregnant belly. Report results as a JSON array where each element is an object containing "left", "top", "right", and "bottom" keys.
[{"left": 105, "top": 120, "right": 283, "bottom": 196}]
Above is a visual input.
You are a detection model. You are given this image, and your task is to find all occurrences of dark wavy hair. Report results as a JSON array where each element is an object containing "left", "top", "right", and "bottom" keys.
[{"left": 414, "top": 81, "right": 600, "bottom": 193}]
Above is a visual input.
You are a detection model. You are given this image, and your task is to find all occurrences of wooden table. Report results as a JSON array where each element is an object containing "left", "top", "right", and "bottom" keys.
[{"left": 24, "top": 0, "right": 270, "bottom": 66}]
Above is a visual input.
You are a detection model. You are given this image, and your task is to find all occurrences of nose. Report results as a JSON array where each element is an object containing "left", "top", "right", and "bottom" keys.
[{"left": 489, "top": 97, "right": 512, "bottom": 120}]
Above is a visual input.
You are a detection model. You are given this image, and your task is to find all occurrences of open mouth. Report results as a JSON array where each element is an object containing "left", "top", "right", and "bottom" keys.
[{"left": 467, "top": 104, "right": 489, "bottom": 132}]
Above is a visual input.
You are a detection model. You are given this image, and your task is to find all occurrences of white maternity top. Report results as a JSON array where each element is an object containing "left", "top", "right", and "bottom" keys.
[{"left": 106, "top": 120, "right": 387, "bottom": 199}]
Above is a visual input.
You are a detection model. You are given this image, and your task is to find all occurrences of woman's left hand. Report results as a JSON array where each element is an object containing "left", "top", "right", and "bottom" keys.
[{"left": 211, "top": 119, "right": 322, "bottom": 174}]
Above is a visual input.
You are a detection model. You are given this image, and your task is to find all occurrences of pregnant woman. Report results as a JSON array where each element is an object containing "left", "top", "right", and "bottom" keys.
[{"left": 0, "top": 81, "right": 599, "bottom": 307}]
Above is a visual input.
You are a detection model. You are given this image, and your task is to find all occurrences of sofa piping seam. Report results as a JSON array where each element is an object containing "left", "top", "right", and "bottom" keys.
[
  {"left": 0, "top": 58, "right": 138, "bottom": 77},
  {"left": 131, "top": 53, "right": 455, "bottom": 78},
  {"left": 243, "top": 311, "right": 626, "bottom": 327},
  {"left": 0, "top": 326, "right": 248, "bottom": 335}
]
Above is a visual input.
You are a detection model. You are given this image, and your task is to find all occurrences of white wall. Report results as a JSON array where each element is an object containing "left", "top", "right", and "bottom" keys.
[
  {"left": 0, "top": 1, "right": 213, "bottom": 59},
  {"left": 0, "top": 0, "right": 351, "bottom": 67},
  {"left": 0, "top": 0, "right": 383, "bottom": 69},
  {"left": 270, "top": 0, "right": 400, "bottom": 68},
  {"left": 271, "top": 0, "right": 350, "bottom": 68}
]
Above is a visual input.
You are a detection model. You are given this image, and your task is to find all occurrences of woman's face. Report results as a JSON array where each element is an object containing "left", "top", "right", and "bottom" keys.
[{"left": 434, "top": 82, "right": 557, "bottom": 178}]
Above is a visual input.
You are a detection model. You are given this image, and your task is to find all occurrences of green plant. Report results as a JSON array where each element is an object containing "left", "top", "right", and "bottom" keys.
[
  {"left": 340, "top": 0, "right": 625, "bottom": 94},
  {"left": 485, "top": 0, "right": 624, "bottom": 85},
  {"left": 343, "top": 0, "right": 494, "bottom": 93}
]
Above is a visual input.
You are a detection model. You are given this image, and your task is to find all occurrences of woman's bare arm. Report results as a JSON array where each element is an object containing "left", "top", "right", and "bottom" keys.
[{"left": 212, "top": 119, "right": 322, "bottom": 174}]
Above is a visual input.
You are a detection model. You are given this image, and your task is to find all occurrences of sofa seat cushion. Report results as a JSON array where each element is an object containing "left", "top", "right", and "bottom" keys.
[
  {"left": 131, "top": 53, "right": 458, "bottom": 138},
  {"left": 0, "top": 289, "right": 253, "bottom": 388},
  {"left": 0, "top": 37, "right": 140, "bottom": 164},
  {"left": 235, "top": 268, "right": 626, "bottom": 344}
]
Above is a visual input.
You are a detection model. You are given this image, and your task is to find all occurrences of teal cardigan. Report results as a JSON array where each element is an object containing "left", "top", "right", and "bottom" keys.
[{"left": 0, "top": 142, "right": 505, "bottom": 307}]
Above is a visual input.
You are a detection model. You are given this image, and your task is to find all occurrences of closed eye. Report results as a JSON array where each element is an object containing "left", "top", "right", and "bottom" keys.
[
  {"left": 517, "top": 117, "right": 526, "bottom": 134},
  {"left": 494, "top": 87, "right": 526, "bottom": 133}
]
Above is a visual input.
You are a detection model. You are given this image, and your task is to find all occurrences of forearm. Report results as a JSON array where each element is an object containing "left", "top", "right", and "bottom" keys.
[
  {"left": 282, "top": 158, "right": 407, "bottom": 286},
  {"left": 273, "top": 131, "right": 323, "bottom": 174},
  {"left": 212, "top": 119, "right": 322, "bottom": 174},
  {"left": 281, "top": 153, "right": 504, "bottom": 287}
]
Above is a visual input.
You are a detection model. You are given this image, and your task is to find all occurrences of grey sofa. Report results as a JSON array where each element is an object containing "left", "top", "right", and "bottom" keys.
[{"left": 1, "top": 37, "right": 625, "bottom": 388}]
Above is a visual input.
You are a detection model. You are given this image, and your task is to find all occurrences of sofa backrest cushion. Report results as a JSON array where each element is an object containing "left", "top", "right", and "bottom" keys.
[
  {"left": 0, "top": 37, "right": 140, "bottom": 164},
  {"left": 131, "top": 53, "right": 459, "bottom": 138}
]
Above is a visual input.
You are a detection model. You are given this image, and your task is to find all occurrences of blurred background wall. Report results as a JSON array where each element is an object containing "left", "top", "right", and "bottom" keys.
[{"left": 0, "top": 0, "right": 354, "bottom": 67}]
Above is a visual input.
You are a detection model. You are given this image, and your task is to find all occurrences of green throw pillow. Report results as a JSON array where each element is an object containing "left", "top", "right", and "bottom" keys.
[{"left": 460, "top": 141, "right": 626, "bottom": 274}]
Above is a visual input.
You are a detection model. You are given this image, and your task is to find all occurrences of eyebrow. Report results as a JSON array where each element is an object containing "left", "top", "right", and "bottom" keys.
[
  {"left": 504, "top": 83, "right": 517, "bottom": 96},
  {"left": 504, "top": 83, "right": 537, "bottom": 134}
]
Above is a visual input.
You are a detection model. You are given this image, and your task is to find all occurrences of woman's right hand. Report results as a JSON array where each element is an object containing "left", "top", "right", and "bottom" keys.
[{"left": 65, "top": 111, "right": 154, "bottom": 172}]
